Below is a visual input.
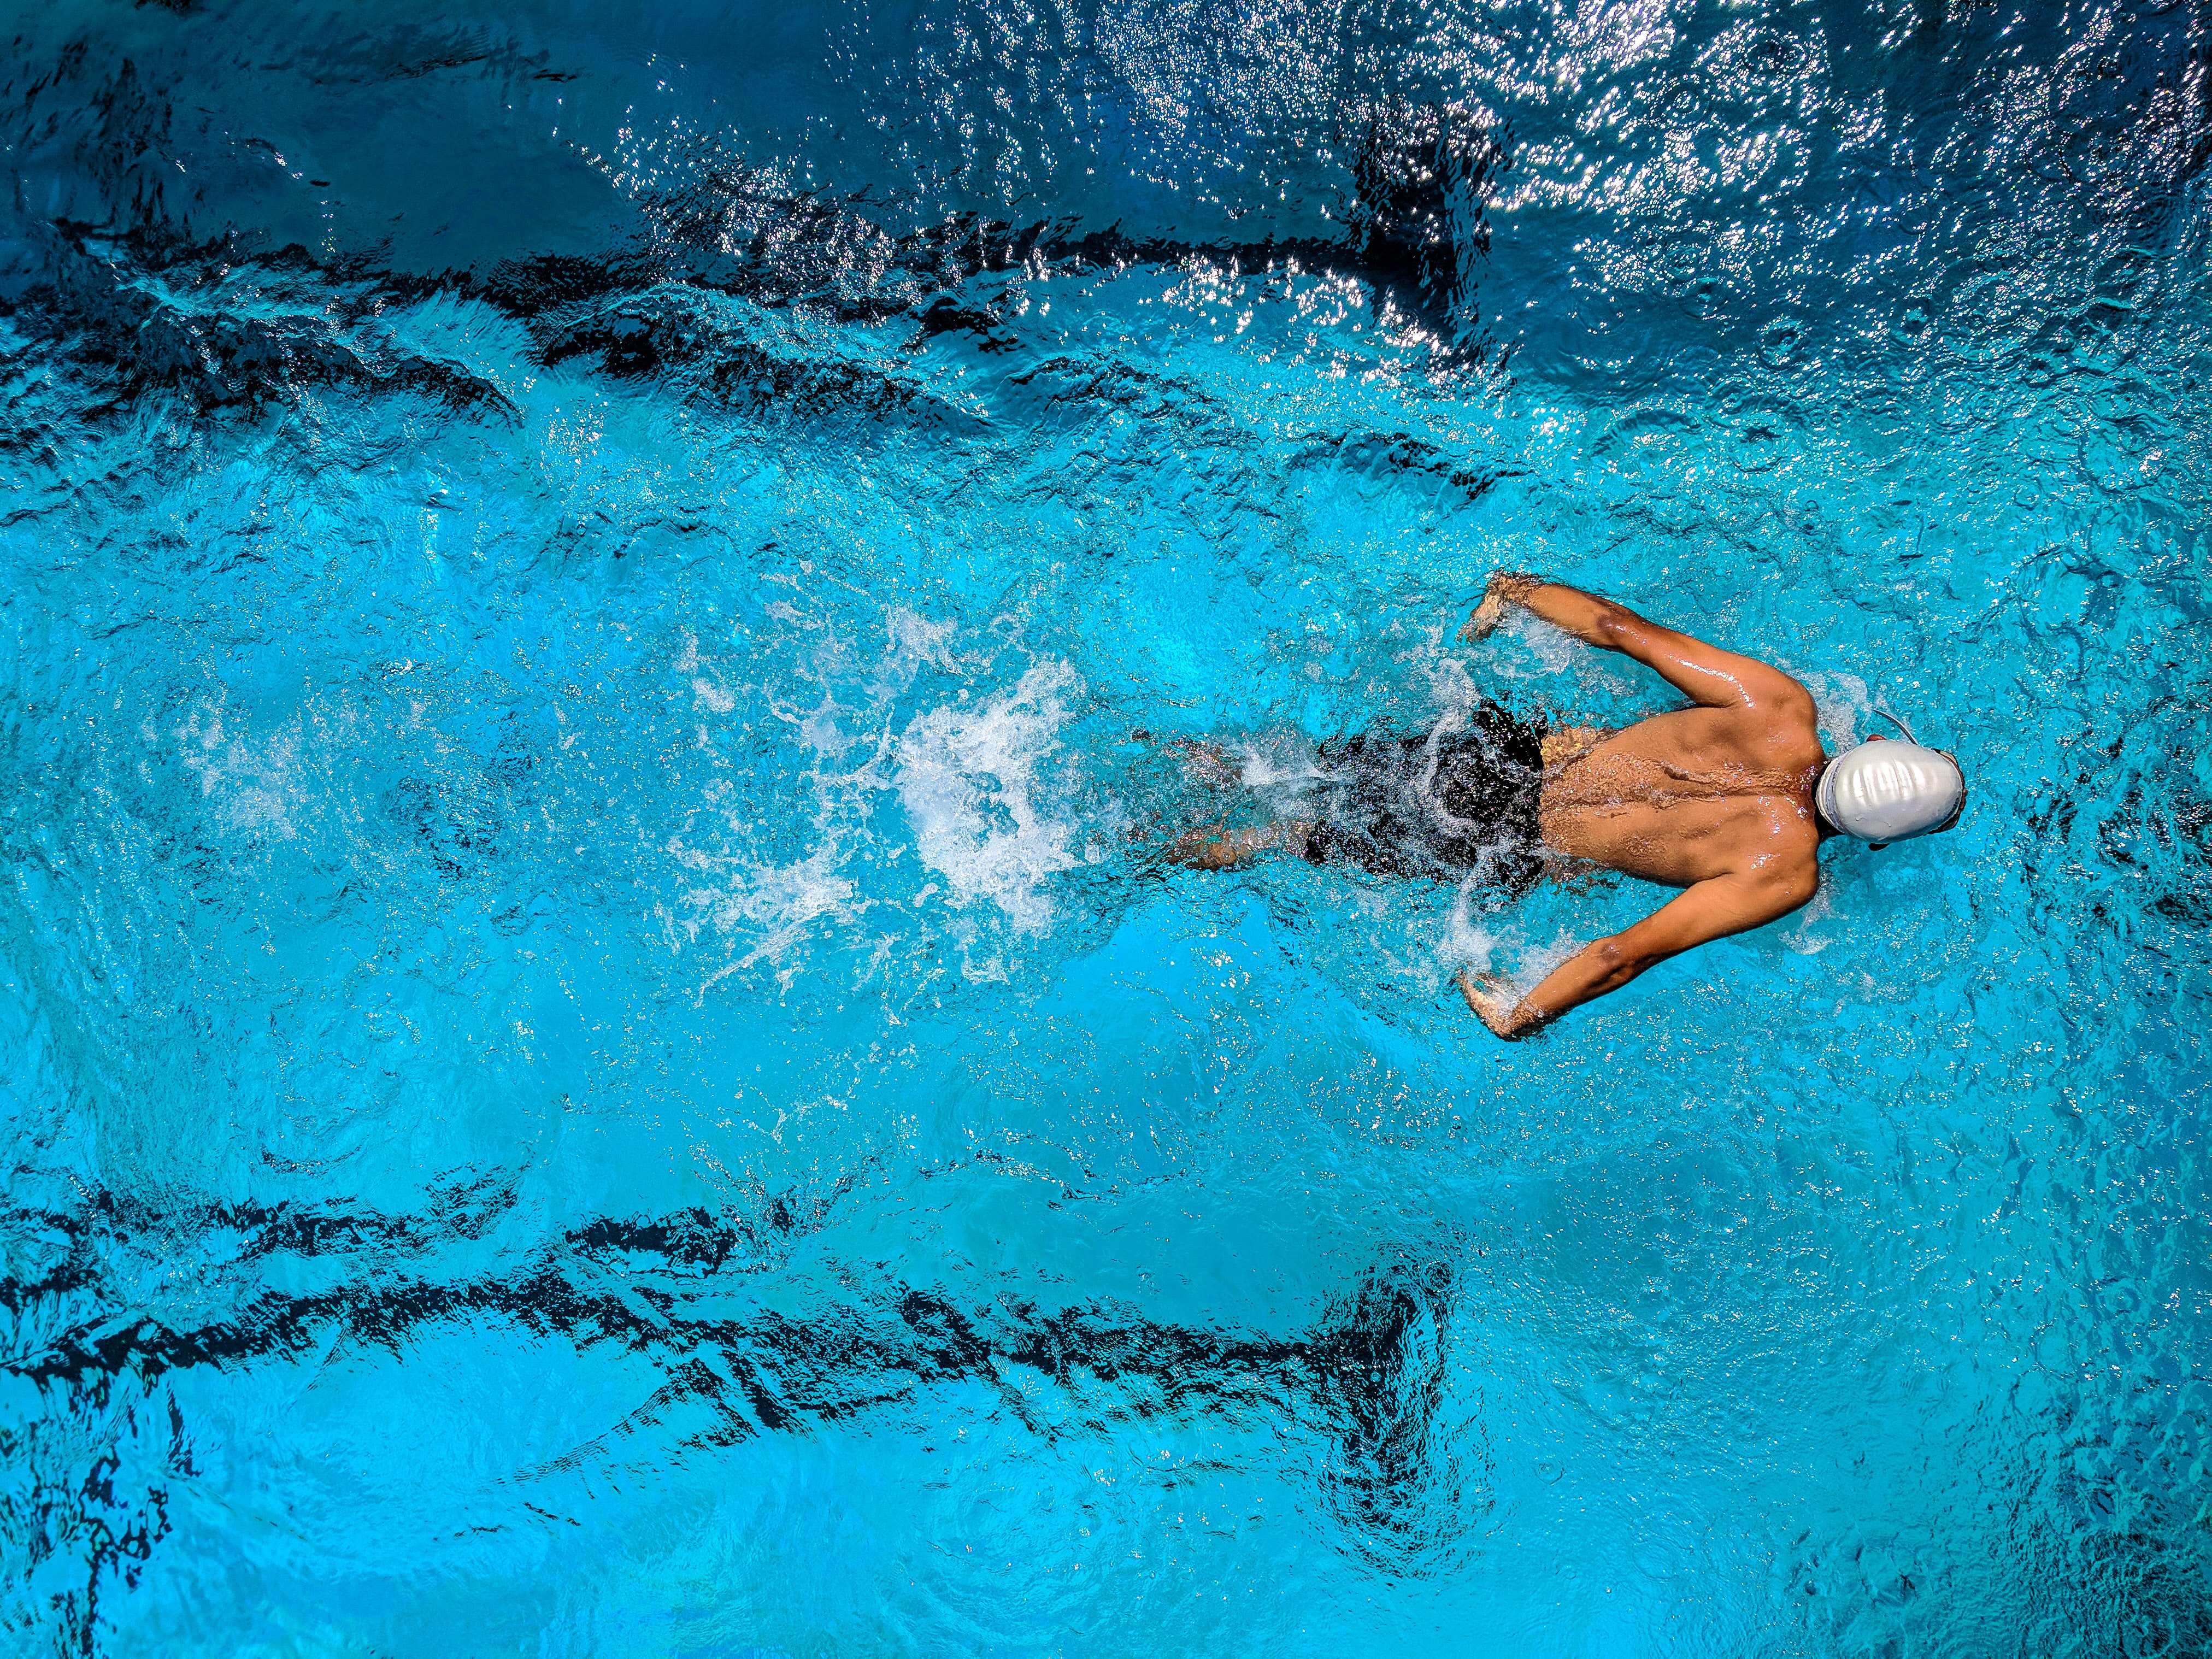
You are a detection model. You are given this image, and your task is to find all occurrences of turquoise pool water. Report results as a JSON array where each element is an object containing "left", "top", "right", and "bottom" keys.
[{"left": 2, "top": 2, "right": 2208, "bottom": 1653}]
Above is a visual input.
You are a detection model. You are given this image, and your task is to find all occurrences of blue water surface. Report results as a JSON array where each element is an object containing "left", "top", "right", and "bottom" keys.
[{"left": 2, "top": 1, "right": 2209, "bottom": 1654}]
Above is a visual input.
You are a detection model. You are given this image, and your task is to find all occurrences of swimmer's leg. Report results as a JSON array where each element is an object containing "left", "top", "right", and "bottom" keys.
[
  {"left": 1163, "top": 738, "right": 1244, "bottom": 786},
  {"left": 1166, "top": 819, "right": 1315, "bottom": 870},
  {"left": 1117, "top": 737, "right": 1242, "bottom": 850}
]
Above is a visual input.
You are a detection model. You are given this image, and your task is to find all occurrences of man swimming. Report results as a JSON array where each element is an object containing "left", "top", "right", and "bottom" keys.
[{"left": 1171, "top": 572, "right": 1967, "bottom": 1039}]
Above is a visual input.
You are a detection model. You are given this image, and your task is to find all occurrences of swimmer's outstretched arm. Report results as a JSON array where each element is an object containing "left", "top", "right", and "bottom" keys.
[
  {"left": 1463, "top": 573, "right": 1812, "bottom": 715},
  {"left": 1457, "top": 867, "right": 1815, "bottom": 1039}
]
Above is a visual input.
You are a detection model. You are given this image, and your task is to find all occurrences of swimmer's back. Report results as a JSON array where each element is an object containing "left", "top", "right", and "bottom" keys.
[{"left": 1539, "top": 697, "right": 1826, "bottom": 890}]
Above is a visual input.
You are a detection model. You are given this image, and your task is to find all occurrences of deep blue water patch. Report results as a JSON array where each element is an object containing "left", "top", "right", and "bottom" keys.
[{"left": 2, "top": 1, "right": 2209, "bottom": 1654}]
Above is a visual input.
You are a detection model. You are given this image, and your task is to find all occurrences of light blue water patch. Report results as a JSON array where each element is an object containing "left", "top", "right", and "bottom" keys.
[{"left": 1, "top": 1, "right": 2209, "bottom": 1655}]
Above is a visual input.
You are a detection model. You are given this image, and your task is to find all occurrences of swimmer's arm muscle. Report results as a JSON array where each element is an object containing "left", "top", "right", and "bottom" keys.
[
  {"left": 1465, "top": 575, "right": 1809, "bottom": 713},
  {"left": 1458, "top": 872, "right": 1808, "bottom": 1038}
]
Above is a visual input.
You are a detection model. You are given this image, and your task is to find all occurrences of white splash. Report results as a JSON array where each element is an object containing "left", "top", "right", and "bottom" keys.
[
  {"left": 676, "top": 842, "right": 863, "bottom": 992},
  {"left": 896, "top": 660, "right": 1083, "bottom": 936},
  {"left": 1424, "top": 652, "right": 1487, "bottom": 715},
  {"left": 1779, "top": 874, "right": 1837, "bottom": 955},
  {"left": 883, "top": 605, "right": 960, "bottom": 671},
  {"left": 1508, "top": 611, "right": 1581, "bottom": 673},
  {"left": 1437, "top": 876, "right": 1501, "bottom": 975},
  {"left": 1230, "top": 732, "right": 1322, "bottom": 793},
  {"left": 1798, "top": 670, "right": 1867, "bottom": 749},
  {"left": 176, "top": 702, "right": 308, "bottom": 839}
]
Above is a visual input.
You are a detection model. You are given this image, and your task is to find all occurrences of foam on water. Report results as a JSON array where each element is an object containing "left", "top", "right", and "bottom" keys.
[{"left": 897, "top": 658, "right": 1087, "bottom": 944}]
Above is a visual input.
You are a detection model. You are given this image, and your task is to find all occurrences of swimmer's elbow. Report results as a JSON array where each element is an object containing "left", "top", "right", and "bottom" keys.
[
  {"left": 1766, "top": 868, "right": 1820, "bottom": 915},
  {"left": 1587, "top": 937, "right": 1656, "bottom": 989},
  {"left": 1590, "top": 603, "right": 1644, "bottom": 651}
]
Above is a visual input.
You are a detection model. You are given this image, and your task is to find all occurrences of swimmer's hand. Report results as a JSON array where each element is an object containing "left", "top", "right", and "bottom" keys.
[
  {"left": 1457, "top": 970, "right": 1531, "bottom": 1040},
  {"left": 1461, "top": 570, "right": 1544, "bottom": 642}
]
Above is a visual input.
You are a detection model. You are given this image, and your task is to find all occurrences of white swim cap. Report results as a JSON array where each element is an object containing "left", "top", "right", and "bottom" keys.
[{"left": 1815, "top": 739, "right": 1964, "bottom": 843}]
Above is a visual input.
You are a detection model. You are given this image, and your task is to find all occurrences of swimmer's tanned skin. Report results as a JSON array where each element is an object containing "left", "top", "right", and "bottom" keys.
[{"left": 1454, "top": 573, "right": 1826, "bottom": 1038}]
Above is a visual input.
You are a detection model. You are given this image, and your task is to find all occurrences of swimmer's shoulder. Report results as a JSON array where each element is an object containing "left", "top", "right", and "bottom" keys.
[
  {"left": 1712, "top": 677, "right": 1823, "bottom": 769},
  {"left": 1714, "top": 808, "right": 1822, "bottom": 914},
  {"left": 1758, "top": 672, "right": 1825, "bottom": 748}
]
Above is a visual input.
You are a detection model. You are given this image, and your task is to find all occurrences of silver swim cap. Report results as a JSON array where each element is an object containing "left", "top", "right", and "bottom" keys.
[{"left": 1815, "top": 739, "right": 1964, "bottom": 843}]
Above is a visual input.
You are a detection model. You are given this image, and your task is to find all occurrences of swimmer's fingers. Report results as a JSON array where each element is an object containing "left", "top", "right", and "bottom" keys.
[
  {"left": 1454, "top": 969, "right": 1495, "bottom": 1013},
  {"left": 1457, "top": 968, "right": 1509, "bottom": 1001},
  {"left": 1455, "top": 969, "right": 1524, "bottom": 1038},
  {"left": 1463, "top": 571, "right": 1534, "bottom": 640},
  {"left": 1461, "top": 591, "right": 1507, "bottom": 642}
]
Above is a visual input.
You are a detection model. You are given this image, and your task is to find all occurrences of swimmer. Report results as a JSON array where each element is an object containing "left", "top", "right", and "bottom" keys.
[{"left": 1169, "top": 573, "right": 1966, "bottom": 1038}]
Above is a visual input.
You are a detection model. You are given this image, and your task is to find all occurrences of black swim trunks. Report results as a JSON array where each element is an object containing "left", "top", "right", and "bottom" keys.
[{"left": 1303, "top": 702, "right": 1550, "bottom": 895}]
